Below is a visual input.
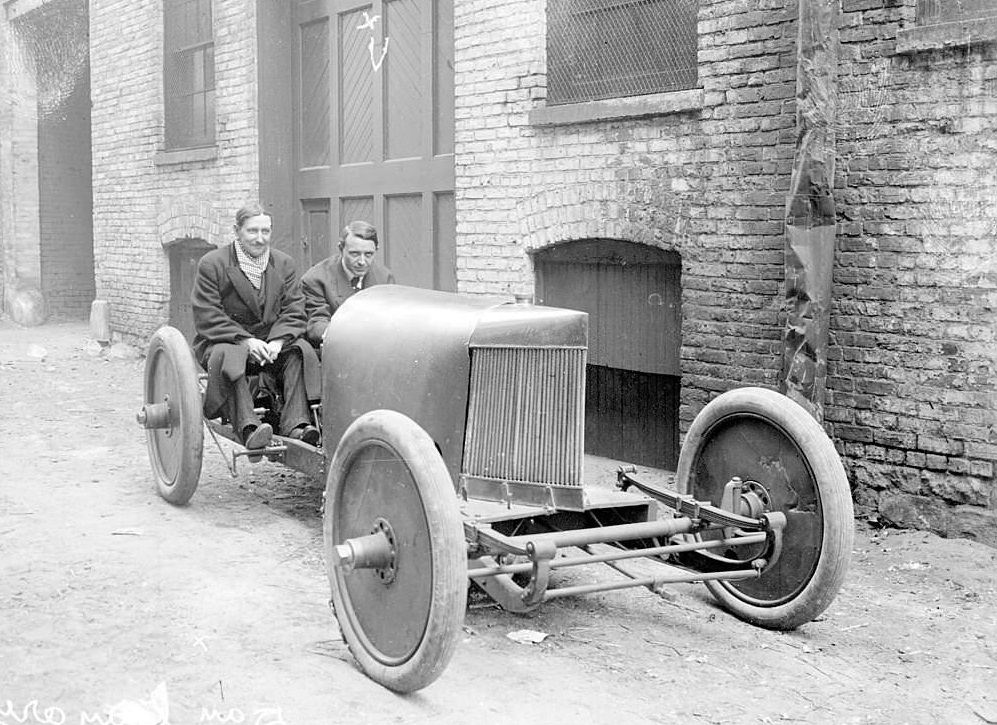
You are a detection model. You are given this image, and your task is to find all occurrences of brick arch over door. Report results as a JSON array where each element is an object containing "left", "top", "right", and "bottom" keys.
[{"left": 533, "top": 239, "right": 681, "bottom": 470}]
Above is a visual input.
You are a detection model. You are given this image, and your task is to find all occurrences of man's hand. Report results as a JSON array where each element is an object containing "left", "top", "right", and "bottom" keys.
[
  {"left": 266, "top": 339, "right": 284, "bottom": 361},
  {"left": 244, "top": 337, "right": 273, "bottom": 365}
]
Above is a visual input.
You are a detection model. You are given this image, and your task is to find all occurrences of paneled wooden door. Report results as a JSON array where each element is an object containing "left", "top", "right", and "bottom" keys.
[
  {"left": 292, "top": 0, "right": 455, "bottom": 290},
  {"left": 535, "top": 240, "right": 682, "bottom": 470}
]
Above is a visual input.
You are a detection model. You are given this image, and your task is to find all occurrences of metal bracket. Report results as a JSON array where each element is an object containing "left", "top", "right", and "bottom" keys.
[
  {"left": 521, "top": 539, "right": 557, "bottom": 609},
  {"left": 544, "top": 485, "right": 557, "bottom": 514},
  {"left": 501, "top": 481, "right": 512, "bottom": 509},
  {"left": 760, "top": 511, "right": 787, "bottom": 571}
]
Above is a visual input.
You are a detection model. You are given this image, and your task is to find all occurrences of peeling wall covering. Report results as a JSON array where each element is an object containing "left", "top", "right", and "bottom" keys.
[{"left": 781, "top": 0, "right": 840, "bottom": 422}]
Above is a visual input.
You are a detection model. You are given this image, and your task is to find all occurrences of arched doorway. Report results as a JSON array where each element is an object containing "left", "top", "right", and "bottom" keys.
[{"left": 534, "top": 239, "right": 681, "bottom": 469}]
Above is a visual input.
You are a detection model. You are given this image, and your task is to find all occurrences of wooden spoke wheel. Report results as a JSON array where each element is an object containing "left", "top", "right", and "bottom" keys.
[
  {"left": 324, "top": 410, "right": 466, "bottom": 693},
  {"left": 675, "top": 387, "right": 854, "bottom": 630},
  {"left": 139, "top": 326, "right": 204, "bottom": 505}
]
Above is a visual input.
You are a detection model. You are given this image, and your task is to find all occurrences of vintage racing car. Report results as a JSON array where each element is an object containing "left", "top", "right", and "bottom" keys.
[{"left": 138, "top": 285, "right": 854, "bottom": 693}]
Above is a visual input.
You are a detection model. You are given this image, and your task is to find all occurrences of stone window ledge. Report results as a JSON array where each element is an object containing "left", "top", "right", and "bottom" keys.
[
  {"left": 896, "top": 16, "right": 997, "bottom": 54},
  {"left": 528, "top": 88, "right": 704, "bottom": 127},
  {"left": 154, "top": 145, "right": 218, "bottom": 166}
]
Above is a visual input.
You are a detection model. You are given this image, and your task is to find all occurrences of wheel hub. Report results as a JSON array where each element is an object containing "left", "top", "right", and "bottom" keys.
[
  {"left": 331, "top": 518, "right": 398, "bottom": 584},
  {"left": 720, "top": 476, "right": 772, "bottom": 520},
  {"left": 738, "top": 480, "right": 771, "bottom": 518},
  {"left": 137, "top": 396, "right": 173, "bottom": 432},
  {"left": 371, "top": 518, "right": 398, "bottom": 584}
]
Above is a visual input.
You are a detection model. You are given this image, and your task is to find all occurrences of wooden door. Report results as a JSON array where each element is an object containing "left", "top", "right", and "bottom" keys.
[
  {"left": 292, "top": 0, "right": 455, "bottom": 289},
  {"left": 535, "top": 240, "right": 682, "bottom": 470}
]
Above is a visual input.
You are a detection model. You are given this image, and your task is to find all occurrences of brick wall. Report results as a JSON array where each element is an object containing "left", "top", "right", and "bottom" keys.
[
  {"left": 453, "top": 0, "right": 799, "bottom": 431},
  {"left": 454, "top": 0, "right": 996, "bottom": 542},
  {"left": 90, "top": 0, "right": 261, "bottom": 341},
  {"left": 833, "top": 0, "right": 997, "bottom": 541},
  {"left": 0, "top": 13, "right": 43, "bottom": 296}
]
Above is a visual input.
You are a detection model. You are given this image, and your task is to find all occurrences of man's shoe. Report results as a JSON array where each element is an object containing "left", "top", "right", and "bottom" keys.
[
  {"left": 289, "top": 424, "right": 320, "bottom": 446},
  {"left": 243, "top": 423, "right": 273, "bottom": 449}
]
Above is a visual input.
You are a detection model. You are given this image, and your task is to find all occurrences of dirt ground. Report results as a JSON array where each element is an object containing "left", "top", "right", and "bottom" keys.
[{"left": 1, "top": 318, "right": 996, "bottom": 725}]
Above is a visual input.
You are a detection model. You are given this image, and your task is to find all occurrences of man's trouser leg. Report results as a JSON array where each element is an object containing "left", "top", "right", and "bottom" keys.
[
  {"left": 205, "top": 343, "right": 262, "bottom": 443},
  {"left": 276, "top": 347, "right": 310, "bottom": 435},
  {"left": 225, "top": 374, "right": 263, "bottom": 441}
]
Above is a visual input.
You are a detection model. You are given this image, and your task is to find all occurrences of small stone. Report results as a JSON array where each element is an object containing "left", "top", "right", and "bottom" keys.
[
  {"left": 25, "top": 344, "right": 47, "bottom": 360},
  {"left": 108, "top": 342, "right": 140, "bottom": 360}
]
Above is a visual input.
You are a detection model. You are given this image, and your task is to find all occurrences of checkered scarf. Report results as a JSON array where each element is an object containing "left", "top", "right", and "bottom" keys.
[{"left": 233, "top": 240, "right": 270, "bottom": 290}]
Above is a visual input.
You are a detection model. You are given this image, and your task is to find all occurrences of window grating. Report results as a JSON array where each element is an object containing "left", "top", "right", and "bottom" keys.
[
  {"left": 164, "top": 0, "right": 215, "bottom": 149},
  {"left": 916, "top": 0, "right": 997, "bottom": 25},
  {"left": 546, "top": 0, "right": 698, "bottom": 106}
]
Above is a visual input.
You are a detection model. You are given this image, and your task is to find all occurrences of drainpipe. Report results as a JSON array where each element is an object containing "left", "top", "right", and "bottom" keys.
[{"left": 781, "top": 0, "right": 841, "bottom": 423}]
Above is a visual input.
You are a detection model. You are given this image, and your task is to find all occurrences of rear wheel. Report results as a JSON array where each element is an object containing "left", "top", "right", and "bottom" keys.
[
  {"left": 675, "top": 387, "right": 853, "bottom": 630},
  {"left": 324, "top": 410, "right": 466, "bottom": 692},
  {"left": 141, "top": 326, "right": 203, "bottom": 505}
]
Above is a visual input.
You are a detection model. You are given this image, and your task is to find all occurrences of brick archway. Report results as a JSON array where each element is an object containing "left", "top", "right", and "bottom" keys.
[
  {"left": 156, "top": 198, "right": 229, "bottom": 250},
  {"left": 516, "top": 181, "right": 690, "bottom": 257}
]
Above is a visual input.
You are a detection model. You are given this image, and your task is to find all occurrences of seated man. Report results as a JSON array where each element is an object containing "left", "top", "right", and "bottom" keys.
[
  {"left": 192, "top": 202, "right": 320, "bottom": 448},
  {"left": 301, "top": 220, "right": 394, "bottom": 347}
]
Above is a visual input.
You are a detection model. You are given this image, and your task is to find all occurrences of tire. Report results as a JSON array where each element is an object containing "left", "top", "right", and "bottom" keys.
[
  {"left": 324, "top": 410, "right": 466, "bottom": 693},
  {"left": 675, "top": 387, "right": 854, "bottom": 630},
  {"left": 143, "top": 326, "right": 204, "bottom": 505}
]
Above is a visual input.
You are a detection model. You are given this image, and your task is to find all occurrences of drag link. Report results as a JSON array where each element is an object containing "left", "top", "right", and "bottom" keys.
[{"left": 466, "top": 531, "right": 768, "bottom": 578}]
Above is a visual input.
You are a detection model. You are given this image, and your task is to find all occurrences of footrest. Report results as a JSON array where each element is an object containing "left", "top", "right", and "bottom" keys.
[{"left": 234, "top": 443, "right": 287, "bottom": 464}]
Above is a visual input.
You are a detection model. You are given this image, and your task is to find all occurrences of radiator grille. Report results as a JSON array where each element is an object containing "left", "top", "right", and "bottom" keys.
[{"left": 463, "top": 347, "right": 586, "bottom": 488}]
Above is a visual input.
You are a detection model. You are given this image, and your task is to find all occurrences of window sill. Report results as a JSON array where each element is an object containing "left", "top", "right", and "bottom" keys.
[
  {"left": 154, "top": 145, "right": 218, "bottom": 166},
  {"left": 528, "top": 88, "right": 704, "bottom": 127},
  {"left": 896, "top": 16, "right": 997, "bottom": 53}
]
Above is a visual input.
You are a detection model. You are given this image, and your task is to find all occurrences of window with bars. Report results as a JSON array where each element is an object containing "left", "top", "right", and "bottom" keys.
[
  {"left": 897, "top": 0, "right": 997, "bottom": 53},
  {"left": 546, "top": 0, "right": 698, "bottom": 106},
  {"left": 164, "top": 0, "right": 215, "bottom": 149},
  {"left": 916, "top": 0, "right": 997, "bottom": 25}
]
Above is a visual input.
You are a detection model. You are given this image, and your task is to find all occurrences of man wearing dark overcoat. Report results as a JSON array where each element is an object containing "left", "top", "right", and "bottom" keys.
[
  {"left": 191, "top": 203, "right": 320, "bottom": 448},
  {"left": 301, "top": 220, "right": 394, "bottom": 347}
]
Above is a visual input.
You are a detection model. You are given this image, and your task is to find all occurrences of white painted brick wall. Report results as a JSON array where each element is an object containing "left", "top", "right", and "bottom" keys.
[{"left": 90, "top": 0, "right": 260, "bottom": 340}]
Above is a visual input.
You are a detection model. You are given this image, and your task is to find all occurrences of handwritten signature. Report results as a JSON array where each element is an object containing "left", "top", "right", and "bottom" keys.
[{"left": 0, "top": 698, "right": 287, "bottom": 725}]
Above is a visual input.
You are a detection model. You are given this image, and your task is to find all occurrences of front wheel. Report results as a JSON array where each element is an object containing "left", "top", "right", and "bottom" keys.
[
  {"left": 324, "top": 410, "right": 466, "bottom": 693},
  {"left": 141, "top": 326, "right": 204, "bottom": 505},
  {"left": 675, "top": 387, "right": 854, "bottom": 630}
]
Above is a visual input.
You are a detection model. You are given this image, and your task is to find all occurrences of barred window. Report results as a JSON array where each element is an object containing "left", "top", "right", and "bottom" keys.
[
  {"left": 164, "top": 0, "right": 215, "bottom": 149},
  {"left": 546, "top": 0, "right": 698, "bottom": 106},
  {"left": 897, "top": 0, "right": 997, "bottom": 52},
  {"left": 916, "top": 0, "right": 997, "bottom": 25}
]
